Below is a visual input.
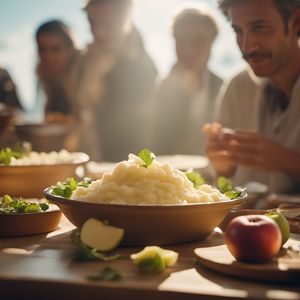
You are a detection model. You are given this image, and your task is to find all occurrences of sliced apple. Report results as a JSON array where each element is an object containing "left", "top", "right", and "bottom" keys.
[
  {"left": 131, "top": 246, "right": 178, "bottom": 273},
  {"left": 80, "top": 218, "right": 124, "bottom": 252}
]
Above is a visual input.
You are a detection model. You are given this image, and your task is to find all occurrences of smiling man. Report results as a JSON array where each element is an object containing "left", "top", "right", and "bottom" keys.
[{"left": 203, "top": 0, "right": 300, "bottom": 193}]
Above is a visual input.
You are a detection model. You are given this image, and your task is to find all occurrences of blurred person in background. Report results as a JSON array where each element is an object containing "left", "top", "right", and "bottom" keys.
[
  {"left": 36, "top": 20, "right": 81, "bottom": 123},
  {"left": 0, "top": 67, "right": 22, "bottom": 110},
  {"left": 35, "top": 20, "right": 81, "bottom": 150},
  {"left": 203, "top": 0, "right": 300, "bottom": 194},
  {"left": 151, "top": 5, "right": 222, "bottom": 155},
  {"left": 76, "top": 0, "right": 158, "bottom": 161}
]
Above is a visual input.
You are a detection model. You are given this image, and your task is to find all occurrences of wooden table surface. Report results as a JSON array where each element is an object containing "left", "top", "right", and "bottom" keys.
[{"left": 1, "top": 216, "right": 300, "bottom": 300}]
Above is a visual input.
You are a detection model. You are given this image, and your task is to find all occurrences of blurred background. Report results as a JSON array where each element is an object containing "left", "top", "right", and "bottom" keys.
[{"left": 0, "top": 0, "right": 245, "bottom": 111}]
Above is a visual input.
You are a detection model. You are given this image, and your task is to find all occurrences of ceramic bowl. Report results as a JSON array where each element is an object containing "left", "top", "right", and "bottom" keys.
[
  {"left": 0, "top": 204, "right": 62, "bottom": 237},
  {"left": 44, "top": 189, "right": 246, "bottom": 246},
  {"left": 0, "top": 152, "right": 89, "bottom": 198}
]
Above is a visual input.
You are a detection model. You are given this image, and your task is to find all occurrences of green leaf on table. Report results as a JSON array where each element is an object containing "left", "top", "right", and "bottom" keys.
[
  {"left": 185, "top": 170, "right": 205, "bottom": 188},
  {"left": 87, "top": 267, "right": 122, "bottom": 281},
  {"left": 138, "top": 148, "right": 154, "bottom": 168}
]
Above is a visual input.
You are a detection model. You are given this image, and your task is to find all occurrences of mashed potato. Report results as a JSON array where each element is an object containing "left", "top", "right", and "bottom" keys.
[
  {"left": 72, "top": 154, "right": 230, "bottom": 205},
  {"left": 9, "top": 150, "right": 81, "bottom": 166}
]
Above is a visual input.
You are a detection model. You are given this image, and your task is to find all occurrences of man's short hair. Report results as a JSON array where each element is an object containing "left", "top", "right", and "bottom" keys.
[
  {"left": 172, "top": 6, "right": 219, "bottom": 40},
  {"left": 218, "top": 0, "right": 300, "bottom": 36}
]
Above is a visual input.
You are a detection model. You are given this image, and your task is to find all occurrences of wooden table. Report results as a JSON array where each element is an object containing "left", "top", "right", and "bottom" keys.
[{"left": 1, "top": 216, "right": 300, "bottom": 300}]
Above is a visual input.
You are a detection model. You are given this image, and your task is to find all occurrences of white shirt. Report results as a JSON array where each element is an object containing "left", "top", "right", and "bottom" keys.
[{"left": 215, "top": 68, "right": 300, "bottom": 193}]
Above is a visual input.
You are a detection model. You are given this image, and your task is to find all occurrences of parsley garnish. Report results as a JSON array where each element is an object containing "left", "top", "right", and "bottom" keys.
[
  {"left": 0, "top": 195, "right": 49, "bottom": 214},
  {"left": 185, "top": 170, "right": 205, "bottom": 188},
  {"left": 138, "top": 149, "right": 154, "bottom": 168},
  {"left": 52, "top": 178, "right": 92, "bottom": 199},
  {"left": 217, "top": 176, "right": 233, "bottom": 193}
]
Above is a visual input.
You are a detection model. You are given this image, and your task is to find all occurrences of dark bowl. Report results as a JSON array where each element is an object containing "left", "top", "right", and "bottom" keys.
[{"left": 14, "top": 123, "right": 73, "bottom": 152}]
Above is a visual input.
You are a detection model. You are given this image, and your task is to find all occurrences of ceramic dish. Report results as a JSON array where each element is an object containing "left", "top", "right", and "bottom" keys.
[
  {"left": 0, "top": 204, "right": 62, "bottom": 237},
  {"left": 44, "top": 188, "right": 246, "bottom": 246},
  {"left": 0, "top": 152, "right": 89, "bottom": 198}
]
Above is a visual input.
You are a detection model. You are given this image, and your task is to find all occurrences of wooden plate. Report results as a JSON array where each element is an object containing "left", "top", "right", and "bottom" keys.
[
  {"left": 195, "top": 235, "right": 300, "bottom": 283},
  {"left": 0, "top": 204, "right": 62, "bottom": 237}
]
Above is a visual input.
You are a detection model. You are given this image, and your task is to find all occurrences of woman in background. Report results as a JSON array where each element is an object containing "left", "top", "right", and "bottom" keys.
[{"left": 35, "top": 20, "right": 79, "bottom": 121}]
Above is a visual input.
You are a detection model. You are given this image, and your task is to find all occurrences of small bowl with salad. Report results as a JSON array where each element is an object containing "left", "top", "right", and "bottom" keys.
[
  {"left": 0, "top": 143, "right": 89, "bottom": 198},
  {"left": 0, "top": 195, "right": 62, "bottom": 237}
]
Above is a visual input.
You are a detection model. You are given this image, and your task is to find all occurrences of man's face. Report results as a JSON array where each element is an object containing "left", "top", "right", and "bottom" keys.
[
  {"left": 174, "top": 22, "right": 214, "bottom": 72},
  {"left": 229, "top": 0, "right": 296, "bottom": 77},
  {"left": 38, "top": 33, "right": 73, "bottom": 76},
  {"left": 86, "top": 2, "right": 130, "bottom": 52}
]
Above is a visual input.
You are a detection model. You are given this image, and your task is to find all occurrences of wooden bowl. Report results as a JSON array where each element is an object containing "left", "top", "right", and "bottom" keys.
[
  {"left": 44, "top": 189, "right": 246, "bottom": 246},
  {"left": 0, "top": 153, "right": 89, "bottom": 198},
  {"left": 0, "top": 204, "right": 62, "bottom": 237}
]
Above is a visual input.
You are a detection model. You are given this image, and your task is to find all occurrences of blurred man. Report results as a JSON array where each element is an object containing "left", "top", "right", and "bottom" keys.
[
  {"left": 151, "top": 5, "right": 222, "bottom": 155},
  {"left": 203, "top": 0, "right": 300, "bottom": 193},
  {"left": 77, "top": 0, "right": 157, "bottom": 161}
]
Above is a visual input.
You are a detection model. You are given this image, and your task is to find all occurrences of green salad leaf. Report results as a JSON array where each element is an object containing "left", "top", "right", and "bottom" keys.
[
  {"left": 138, "top": 148, "right": 154, "bottom": 168},
  {"left": 87, "top": 267, "right": 122, "bottom": 281},
  {"left": 52, "top": 178, "right": 92, "bottom": 199},
  {"left": 0, "top": 195, "right": 49, "bottom": 214},
  {"left": 71, "top": 229, "right": 121, "bottom": 262},
  {"left": 185, "top": 170, "right": 205, "bottom": 188}
]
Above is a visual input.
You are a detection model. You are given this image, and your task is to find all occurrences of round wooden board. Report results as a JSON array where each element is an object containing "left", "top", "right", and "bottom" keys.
[{"left": 195, "top": 236, "right": 300, "bottom": 283}]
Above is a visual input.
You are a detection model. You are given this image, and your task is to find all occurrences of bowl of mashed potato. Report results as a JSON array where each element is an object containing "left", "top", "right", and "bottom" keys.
[
  {"left": 45, "top": 153, "right": 246, "bottom": 246},
  {"left": 0, "top": 148, "right": 89, "bottom": 198}
]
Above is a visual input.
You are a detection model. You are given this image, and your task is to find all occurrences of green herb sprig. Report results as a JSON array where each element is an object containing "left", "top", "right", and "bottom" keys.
[
  {"left": 52, "top": 178, "right": 92, "bottom": 199},
  {"left": 138, "top": 149, "right": 154, "bottom": 168},
  {"left": 185, "top": 170, "right": 205, "bottom": 188}
]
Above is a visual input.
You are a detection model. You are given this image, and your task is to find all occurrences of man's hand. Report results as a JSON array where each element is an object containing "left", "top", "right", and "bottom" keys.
[
  {"left": 222, "top": 130, "right": 300, "bottom": 175},
  {"left": 203, "top": 123, "right": 300, "bottom": 182},
  {"left": 202, "top": 123, "right": 237, "bottom": 177}
]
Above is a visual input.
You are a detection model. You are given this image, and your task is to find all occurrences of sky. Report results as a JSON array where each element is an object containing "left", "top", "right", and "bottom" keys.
[{"left": 0, "top": 0, "right": 245, "bottom": 109}]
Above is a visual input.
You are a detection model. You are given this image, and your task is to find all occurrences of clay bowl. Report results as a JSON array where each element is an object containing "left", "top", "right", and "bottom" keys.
[
  {"left": 0, "top": 152, "right": 89, "bottom": 198},
  {"left": 44, "top": 189, "right": 246, "bottom": 246},
  {"left": 0, "top": 204, "right": 62, "bottom": 237}
]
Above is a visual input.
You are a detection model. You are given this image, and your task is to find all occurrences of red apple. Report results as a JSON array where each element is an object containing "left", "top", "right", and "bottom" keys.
[{"left": 224, "top": 215, "right": 282, "bottom": 262}]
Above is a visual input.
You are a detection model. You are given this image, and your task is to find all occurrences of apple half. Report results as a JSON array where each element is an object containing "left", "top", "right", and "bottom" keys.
[{"left": 80, "top": 218, "right": 124, "bottom": 252}]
